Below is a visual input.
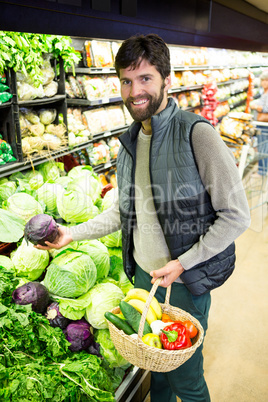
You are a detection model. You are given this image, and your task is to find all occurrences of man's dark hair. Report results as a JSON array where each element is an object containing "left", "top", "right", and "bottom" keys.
[{"left": 114, "top": 34, "right": 171, "bottom": 80}]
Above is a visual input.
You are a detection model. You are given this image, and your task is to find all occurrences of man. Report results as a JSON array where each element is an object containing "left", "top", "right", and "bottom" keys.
[{"left": 38, "top": 34, "right": 250, "bottom": 401}]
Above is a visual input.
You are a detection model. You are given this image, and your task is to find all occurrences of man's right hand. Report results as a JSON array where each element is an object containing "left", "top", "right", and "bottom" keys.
[{"left": 35, "top": 226, "right": 73, "bottom": 250}]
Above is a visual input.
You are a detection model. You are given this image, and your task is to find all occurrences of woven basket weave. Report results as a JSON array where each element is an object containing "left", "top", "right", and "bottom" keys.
[{"left": 107, "top": 277, "right": 204, "bottom": 372}]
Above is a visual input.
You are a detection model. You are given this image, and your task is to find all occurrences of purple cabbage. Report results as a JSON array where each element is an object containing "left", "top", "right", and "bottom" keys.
[
  {"left": 45, "top": 302, "right": 71, "bottom": 329},
  {"left": 12, "top": 281, "right": 50, "bottom": 314},
  {"left": 63, "top": 318, "right": 95, "bottom": 352},
  {"left": 24, "top": 214, "right": 59, "bottom": 246}
]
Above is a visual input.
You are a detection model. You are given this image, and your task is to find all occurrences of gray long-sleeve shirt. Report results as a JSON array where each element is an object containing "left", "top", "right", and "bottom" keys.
[{"left": 70, "top": 122, "right": 251, "bottom": 276}]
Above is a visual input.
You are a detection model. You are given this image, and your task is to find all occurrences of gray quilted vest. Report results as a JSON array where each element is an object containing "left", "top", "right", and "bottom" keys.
[{"left": 117, "top": 98, "right": 235, "bottom": 295}]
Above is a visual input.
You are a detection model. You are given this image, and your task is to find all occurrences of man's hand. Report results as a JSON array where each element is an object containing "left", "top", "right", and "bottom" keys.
[
  {"left": 35, "top": 226, "right": 73, "bottom": 250},
  {"left": 150, "top": 259, "right": 184, "bottom": 288}
]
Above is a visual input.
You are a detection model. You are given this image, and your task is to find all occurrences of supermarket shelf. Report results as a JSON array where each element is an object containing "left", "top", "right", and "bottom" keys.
[
  {"left": 67, "top": 96, "right": 122, "bottom": 106},
  {"left": 18, "top": 94, "right": 66, "bottom": 107},
  {"left": 169, "top": 84, "right": 203, "bottom": 93},
  {"left": 0, "top": 125, "right": 127, "bottom": 178},
  {"left": 0, "top": 101, "right": 13, "bottom": 109},
  {"left": 172, "top": 64, "right": 268, "bottom": 72},
  {"left": 115, "top": 367, "right": 150, "bottom": 402},
  {"left": 67, "top": 67, "right": 116, "bottom": 75}
]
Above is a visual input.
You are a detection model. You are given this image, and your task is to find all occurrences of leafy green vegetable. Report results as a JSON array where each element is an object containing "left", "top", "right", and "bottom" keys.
[
  {"left": 0, "top": 31, "right": 81, "bottom": 87},
  {"left": 78, "top": 239, "right": 110, "bottom": 281},
  {"left": 67, "top": 174, "right": 102, "bottom": 205},
  {"left": 3, "top": 192, "right": 43, "bottom": 223},
  {"left": 57, "top": 188, "right": 99, "bottom": 223},
  {"left": 0, "top": 180, "right": 17, "bottom": 203},
  {"left": 37, "top": 161, "right": 64, "bottom": 183},
  {"left": 96, "top": 329, "right": 131, "bottom": 369},
  {"left": 11, "top": 238, "right": 50, "bottom": 281},
  {"left": 0, "top": 255, "right": 15, "bottom": 271},
  {"left": 0, "top": 208, "right": 25, "bottom": 242},
  {"left": 36, "top": 183, "right": 63, "bottom": 214},
  {"left": 67, "top": 165, "right": 94, "bottom": 180},
  {"left": 43, "top": 250, "right": 97, "bottom": 298},
  {"left": 100, "top": 230, "right": 122, "bottom": 248},
  {"left": 79, "top": 282, "right": 124, "bottom": 329},
  {"left": 109, "top": 255, "right": 134, "bottom": 295}
]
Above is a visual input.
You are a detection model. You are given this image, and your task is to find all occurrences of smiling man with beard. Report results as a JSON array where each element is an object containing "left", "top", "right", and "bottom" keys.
[{"left": 37, "top": 34, "right": 250, "bottom": 402}]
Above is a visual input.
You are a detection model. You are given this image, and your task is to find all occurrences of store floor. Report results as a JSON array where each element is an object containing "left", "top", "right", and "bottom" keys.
[{"left": 145, "top": 175, "right": 268, "bottom": 402}]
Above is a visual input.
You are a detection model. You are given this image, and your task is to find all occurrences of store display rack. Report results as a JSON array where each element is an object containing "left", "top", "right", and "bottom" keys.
[{"left": 1, "top": 39, "right": 268, "bottom": 181}]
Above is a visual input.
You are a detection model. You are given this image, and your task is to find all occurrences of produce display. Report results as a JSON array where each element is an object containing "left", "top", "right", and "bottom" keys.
[
  {"left": 0, "top": 160, "right": 136, "bottom": 400},
  {"left": 0, "top": 269, "right": 126, "bottom": 401},
  {"left": 20, "top": 108, "right": 68, "bottom": 157}
]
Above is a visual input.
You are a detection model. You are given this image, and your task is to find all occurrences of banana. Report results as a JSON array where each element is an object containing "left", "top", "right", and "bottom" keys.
[
  {"left": 126, "top": 299, "right": 157, "bottom": 325},
  {"left": 124, "top": 288, "right": 162, "bottom": 320}
]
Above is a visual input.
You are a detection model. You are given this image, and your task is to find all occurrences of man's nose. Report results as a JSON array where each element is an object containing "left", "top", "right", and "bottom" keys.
[{"left": 130, "top": 82, "right": 142, "bottom": 98}]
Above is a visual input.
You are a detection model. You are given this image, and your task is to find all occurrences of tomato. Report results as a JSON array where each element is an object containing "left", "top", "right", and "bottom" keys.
[
  {"left": 161, "top": 313, "right": 173, "bottom": 323},
  {"left": 181, "top": 320, "right": 198, "bottom": 338}
]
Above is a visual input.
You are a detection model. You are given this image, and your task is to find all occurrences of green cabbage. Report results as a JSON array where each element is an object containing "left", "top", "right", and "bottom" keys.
[
  {"left": 3, "top": 193, "right": 43, "bottom": 223},
  {"left": 79, "top": 282, "right": 124, "bottom": 329},
  {"left": 48, "top": 240, "right": 79, "bottom": 259},
  {"left": 0, "top": 181, "right": 17, "bottom": 203},
  {"left": 56, "top": 189, "right": 99, "bottom": 223},
  {"left": 0, "top": 208, "right": 25, "bottom": 243},
  {"left": 43, "top": 250, "right": 97, "bottom": 298},
  {"left": 37, "top": 161, "right": 64, "bottom": 183},
  {"left": 100, "top": 230, "right": 122, "bottom": 248},
  {"left": 67, "top": 165, "right": 94, "bottom": 180},
  {"left": 27, "top": 171, "right": 44, "bottom": 190},
  {"left": 11, "top": 238, "right": 50, "bottom": 280},
  {"left": 55, "top": 176, "right": 73, "bottom": 188},
  {"left": 0, "top": 255, "right": 15, "bottom": 271},
  {"left": 109, "top": 255, "right": 133, "bottom": 295},
  {"left": 77, "top": 240, "right": 110, "bottom": 281},
  {"left": 67, "top": 175, "right": 102, "bottom": 204},
  {"left": 36, "top": 183, "right": 63, "bottom": 213},
  {"left": 95, "top": 329, "right": 131, "bottom": 369},
  {"left": 102, "top": 188, "right": 116, "bottom": 211}
]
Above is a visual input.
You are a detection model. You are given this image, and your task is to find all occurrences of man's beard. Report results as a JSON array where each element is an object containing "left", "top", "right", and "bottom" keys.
[{"left": 125, "top": 83, "right": 165, "bottom": 122}]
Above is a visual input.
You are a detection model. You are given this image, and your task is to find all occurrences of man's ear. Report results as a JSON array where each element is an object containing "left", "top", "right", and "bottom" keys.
[{"left": 164, "top": 74, "right": 172, "bottom": 91}]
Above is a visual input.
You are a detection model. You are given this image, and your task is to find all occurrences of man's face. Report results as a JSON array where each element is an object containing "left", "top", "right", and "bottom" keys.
[
  {"left": 119, "top": 59, "right": 171, "bottom": 123},
  {"left": 261, "top": 78, "right": 268, "bottom": 90}
]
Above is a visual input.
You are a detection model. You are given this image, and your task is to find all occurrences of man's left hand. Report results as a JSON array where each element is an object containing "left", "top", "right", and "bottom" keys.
[{"left": 150, "top": 259, "right": 184, "bottom": 288}]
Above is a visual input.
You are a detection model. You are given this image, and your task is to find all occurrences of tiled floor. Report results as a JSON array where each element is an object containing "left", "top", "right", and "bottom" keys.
[{"left": 145, "top": 172, "right": 268, "bottom": 402}]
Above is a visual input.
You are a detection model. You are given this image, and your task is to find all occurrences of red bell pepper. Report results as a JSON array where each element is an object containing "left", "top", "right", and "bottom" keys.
[{"left": 160, "top": 322, "right": 192, "bottom": 350}]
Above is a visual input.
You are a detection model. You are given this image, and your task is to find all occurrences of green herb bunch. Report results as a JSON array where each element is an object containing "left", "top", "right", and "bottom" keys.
[{"left": 0, "top": 31, "right": 81, "bottom": 86}]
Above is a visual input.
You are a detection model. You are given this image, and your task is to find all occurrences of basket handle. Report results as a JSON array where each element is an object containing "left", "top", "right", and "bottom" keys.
[{"left": 137, "top": 277, "right": 171, "bottom": 339}]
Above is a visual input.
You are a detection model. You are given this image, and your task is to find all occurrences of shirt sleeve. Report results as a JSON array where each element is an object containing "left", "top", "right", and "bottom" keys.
[
  {"left": 70, "top": 187, "right": 121, "bottom": 241},
  {"left": 178, "top": 122, "right": 251, "bottom": 270}
]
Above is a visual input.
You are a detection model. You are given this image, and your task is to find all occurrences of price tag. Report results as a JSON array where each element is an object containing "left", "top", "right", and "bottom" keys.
[
  {"left": 102, "top": 97, "right": 110, "bottom": 104},
  {"left": 103, "top": 131, "right": 112, "bottom": 137},
  {"left": 104, "top": 162, "right": 112, "bottom": 168}
]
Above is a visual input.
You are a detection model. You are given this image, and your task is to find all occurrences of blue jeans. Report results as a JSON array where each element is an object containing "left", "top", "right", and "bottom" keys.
[{"left": 134, "top": 264, "right": 211, "bottom": 402}]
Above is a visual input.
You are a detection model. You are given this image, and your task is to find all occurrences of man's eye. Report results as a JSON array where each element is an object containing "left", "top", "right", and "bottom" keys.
[
  {"left": 122, "top": 80, "right": 130, "bottom": 85},
  {"left": 142, "top": 77, "right": 150, "bottom": 82}
]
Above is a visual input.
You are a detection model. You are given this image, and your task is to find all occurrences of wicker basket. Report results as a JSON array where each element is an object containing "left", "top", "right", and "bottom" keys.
[{"left": 107, "top": 277, "right": 204, "bottom": 372}]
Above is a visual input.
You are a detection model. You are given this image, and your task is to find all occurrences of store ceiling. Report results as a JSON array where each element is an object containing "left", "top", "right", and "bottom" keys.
[{"left": 245, "top": 0, "right": 268, "bottom": 13}]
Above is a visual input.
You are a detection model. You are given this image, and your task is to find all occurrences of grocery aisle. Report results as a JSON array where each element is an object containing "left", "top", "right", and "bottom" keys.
[{"left": 145, "top": 177, "right": 268, "bottom": 402}]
